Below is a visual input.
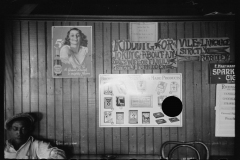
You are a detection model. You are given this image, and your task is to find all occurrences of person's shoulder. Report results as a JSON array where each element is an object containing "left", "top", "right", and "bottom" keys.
[
  {"left": 60, "top": 45, "right": 70, "bottom": 51},
  {"left": 81, "top": 46, "right": 88, "bottom": 52}
]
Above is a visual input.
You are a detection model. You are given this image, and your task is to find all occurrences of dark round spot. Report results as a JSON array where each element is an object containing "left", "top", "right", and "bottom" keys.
[{"left": 162, "top": 96, "right": 182, "bottom": 117}]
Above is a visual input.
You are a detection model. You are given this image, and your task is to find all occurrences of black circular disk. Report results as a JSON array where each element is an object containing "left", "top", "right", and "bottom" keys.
[{"left": 162, "top": 96, "right": 182, "bottom": 117}]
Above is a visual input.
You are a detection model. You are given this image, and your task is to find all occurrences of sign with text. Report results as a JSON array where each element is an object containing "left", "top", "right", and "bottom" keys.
[
  {"left": 130, "top": 22, "right": 158, "bottom": 43},
  {"left": 177, "top": 37, "right": 230, "bottom": 61},
  {"left": 99, "top": 74, "right": 182, "bottom": 127},
  {"left": 215, "top": 84, "right": 235, "bottom": 137},
  {"left": 112, "top": 39, "right": 177, "bottom": 70},
  {"left": 209, "top": 63, "right": 235, "bottom": 84}
]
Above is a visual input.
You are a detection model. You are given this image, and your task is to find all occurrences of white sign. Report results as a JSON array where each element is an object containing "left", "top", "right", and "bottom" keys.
[
  {"left": 215, "top": 84, "right": 235, "bottom": 137},
  {"left": 130, "top": 22, "right": 158, "bottom": 43},
  {"left": 99, "top": 74, "right": 182, "bottom": 127}
]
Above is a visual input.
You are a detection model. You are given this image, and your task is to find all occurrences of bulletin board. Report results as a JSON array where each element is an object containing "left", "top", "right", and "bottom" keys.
[{"left": 99, "top": 74, "right": 182, "bottom": 127}]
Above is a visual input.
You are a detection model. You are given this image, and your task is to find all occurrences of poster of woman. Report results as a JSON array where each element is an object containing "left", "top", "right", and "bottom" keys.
[{"left": 52, "top": 26, "right": 92, "bottom": 78}]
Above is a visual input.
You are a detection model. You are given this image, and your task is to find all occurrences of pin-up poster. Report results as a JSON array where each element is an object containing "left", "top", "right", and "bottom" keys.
[
  {"left": 215, "top": 84, "right": 235, "bottom": 137},
  {"left": 177, "top": 37, "right": 230, "bottom": 61},
  {"left": 52, "top": 26, "right": 92, "bottom": 78},
  {"left": 99, "top": 74, "right": 182, "bottom": 127},
  {"left": 112, "top": 39, "right": 177, "bottom": 71}
]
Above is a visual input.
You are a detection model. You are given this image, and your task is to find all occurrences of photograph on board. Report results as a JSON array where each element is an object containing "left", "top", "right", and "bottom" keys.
[{"left": 52, "top": 26, "right": 92, "bottom": 78}]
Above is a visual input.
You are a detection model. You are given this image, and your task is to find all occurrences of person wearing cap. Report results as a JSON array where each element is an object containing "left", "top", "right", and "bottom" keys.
[{"left": 4, "top": 113, "right": 66, "bottom": 159}]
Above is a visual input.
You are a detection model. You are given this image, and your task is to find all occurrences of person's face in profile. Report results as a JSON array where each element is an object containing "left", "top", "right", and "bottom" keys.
[
  {"left": 9, "top": 119, "right": 32, "bottom": 142},
  {"left": 69, "top": 30, "right": 80, "bottom": 46}
]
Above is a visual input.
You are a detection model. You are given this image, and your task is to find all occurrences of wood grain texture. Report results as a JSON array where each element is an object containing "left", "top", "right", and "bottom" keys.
[
  {"left": 208, "top": 22, "right": 219, "bottom": 156},
  {"left": 4, "top": 19, "right": 236, "bottom": 158},
  {"left": 13, "top": 21, "right": 22, "bottom": 114},
  {"left": 119, "top": 23, "right": 130, "bottom": 155},
  {"left": 103, "top": 22, "right": 113, "bottom": 155},
  {"left": 21, "top": 21, "right": 30, "bottom": 113},
  {"left": 184, "top": 22, "right": 195, "bottom": 158},
  {"left": 176, "top": 22, "right": 187, "bottom": 159},
  {"left": 70, "top": 21, "right": 80, "bottom": 154},
  {"left": 200, "top": 21, "right": 211, "bottom": 159},
  {"left": 4, "top": 20, "right": 14, "bottom": 140},
  {"left": 38, "top": 21, "right": 47, "bottom": 140},
  {"left": 111, "top": 22, "right": 121, "bottom": 155},
  {"left": 46, "top": 21, "right": 55, "bottom": 141},
  {"left": 95, "top": 22, "right": 105, "bottom": 154}
]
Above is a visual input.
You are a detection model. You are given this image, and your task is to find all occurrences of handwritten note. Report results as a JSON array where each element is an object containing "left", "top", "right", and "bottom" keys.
[{"left": 130, "top": 22, "right": 158, "bottom": 43}]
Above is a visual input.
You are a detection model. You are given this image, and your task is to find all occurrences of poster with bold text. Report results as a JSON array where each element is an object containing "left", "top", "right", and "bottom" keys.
[
  {"left": 99, "top": 74, "right": 182, "bottom": 127},
  {"left": 112, "top": 39, "right": 177, "bottom": 70},
  {"left": 209, "top": 63, "right": 235, "bottom": 84},
  {"left": 177, "top": 37, "right": 230, "bottom": 61},
  {"left": 215, "top": 84, "right": 235, "bottom": 137},
  {"left": 52, "top": 26, "right": 92, "bottom": 78},
  {"left": 130, "top": 22, "right": 158, "bottom": 43}
]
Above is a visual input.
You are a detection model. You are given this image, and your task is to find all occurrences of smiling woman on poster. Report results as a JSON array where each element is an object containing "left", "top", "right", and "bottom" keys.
[{"left": 60, "top": 28, "right": 88, "bottom": 69}]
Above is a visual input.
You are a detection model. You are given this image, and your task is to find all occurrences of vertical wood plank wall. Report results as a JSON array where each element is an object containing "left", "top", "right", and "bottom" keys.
[{"left": 4, "top": 20, "right": 235, "bottom": 158}]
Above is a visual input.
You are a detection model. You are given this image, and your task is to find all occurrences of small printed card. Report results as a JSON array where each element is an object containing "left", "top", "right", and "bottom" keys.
[
  {"left": 169, "top": 117, "right": 179, "bottom": 123},
  {"left": 129, "top": 110, "right": 138, "bottom": 124},
  {"left": 116, "top": 96, "right": 125, "bottom": 107},
  {"left": 104, "top": 97, "right": 113, "bottom": 109},
  {"left": 156, "top": 119, "right": 167, "bottom": 124},
  {"left": 153, "top": 112, "right": 164, "bottom": 118},
  {"left": 104, "top": 111, "right": 113, "bottom": 123},
  {"left": 142, "top": 112, "right": 150, "bottom": 124},
  {"left": 116, "top": 112, "right": 124, "bottom": 124}
]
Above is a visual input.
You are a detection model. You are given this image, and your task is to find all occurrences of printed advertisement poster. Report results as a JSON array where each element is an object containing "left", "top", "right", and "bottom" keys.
[
  {"left": 52, "top": 26, "right": 92, "bottom": 78},
  {"left": 129, "top": 22, "right": 158, "bottom": 43},
  {"left": 209, "top": 63, "right": 235, "bottom": 84},
  {"left": 99, "top": 74, "right": 182, "bottom": 127},
  {"left": 215, "top": 84, "right": 235, "bottom": 137},
  {"left": 112, "top": 39, "right": 177, "bottom": 71},
  {"left": 177, "top": 37, "right": 230, "bottom": 62}
]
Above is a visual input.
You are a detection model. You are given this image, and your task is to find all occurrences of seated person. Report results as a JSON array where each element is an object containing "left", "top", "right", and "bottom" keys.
[{"left": 4, "top": 113, "right": 66, "bottom": 159}]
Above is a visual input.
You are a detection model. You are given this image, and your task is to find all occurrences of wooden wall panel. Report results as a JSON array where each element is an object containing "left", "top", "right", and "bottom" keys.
[
  {"left": 21, "top": 21, "right": 30, "bottom": 113},
  {"left": 13, "top": 21, "right": 22, "bottom": 114},
  {"left": 200, "top": 21, "right": 211, "bottom": 159},
  {"left": 209, "top": 22, "right": 219, "bottom": 156},
  {"left": 38, "top": 21, "right": 47, "bottom": 139},
  {"left": 87, "top": 21, "right": 96, "bottom": 155},
  {"left": 193, "top": 21, "right": 203, "bottom": 157},
  {"left": 159, "top": 22, "right": 170, "bottom": 156},
  {"left": 4, "top": 20, "right": 14, "bottom": 140},
  {"left": 111, "top": 22, "right": 121, "bottom": 155},
  {"left": 4, "top": 19, "right": 235, "bottom": 159},
  {"left": 176, "top": 22, "right": 187, "bottom": 158},
  {"left": 29, "top": 21, "right": 39, "bottom": 136},
  {"left": 119, "top": 23, "right": 130, "bottom": 155},
  {"left": 95, "top": 22, "right": 104, "bottom": 154},
  {"left": 46, "top": 21, "right": 55, "bottom": 141},
  {"left": 103, "top": 22, "right": 113, "bottom": 155},
  {"left": 184, "top": 22, "right": 195, "bottom": 158},
  {"left": 70, "top": 21, "right": 80, "bottom": 154}
]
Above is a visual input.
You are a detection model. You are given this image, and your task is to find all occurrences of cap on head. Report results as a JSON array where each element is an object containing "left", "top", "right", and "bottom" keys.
[{"left": 5, "top": 113, "right": 35, "bottom": 130}]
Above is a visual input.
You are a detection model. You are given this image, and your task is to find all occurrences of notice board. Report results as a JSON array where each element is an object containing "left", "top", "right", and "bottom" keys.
[
  {"left": 215, "top": 84, "right": 235, "bottom": 137},
  {"left": 99, "top": 74, "right": 182, "bottom": 127}
]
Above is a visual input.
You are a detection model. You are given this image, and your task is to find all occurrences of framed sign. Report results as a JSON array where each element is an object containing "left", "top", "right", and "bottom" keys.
[
  {"left": 130, "top": 22, "right": 158, "bottom": 43},
  {"left": 215, "top": 84, "right": 235, "bottom": 137},
  {"left": 209, "top": 63, "right": 235, "bottom": 84},
  {"left": 99, "top": 74, "right": 182, "bottom": 127},
  {"left": 52, "top": 26, "right": 92, "bottom": 78}
]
